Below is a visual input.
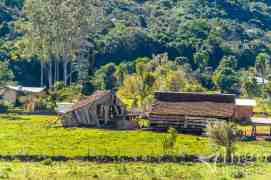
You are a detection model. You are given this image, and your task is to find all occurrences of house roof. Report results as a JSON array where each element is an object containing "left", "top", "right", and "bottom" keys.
[
  {"left": 67, "top": 91, "right": 111, "bottom": 113},
  {"left": 6, "top": 86, "right": 45, "bottom": 93},
  {"left": 235, "top": 99, "right": 256, "bottom": 107},
  {"left": 150, "top": 91, "right": 236, "bottom": 118},
  {"left": 255, "top": 77, "right": 269, "bottom": 85},
  {"left": 251, "top": 117, "right": 271, "bottom": 125},
  {"left": 154, "top": 91, "right": 235, "bottom": 103}
]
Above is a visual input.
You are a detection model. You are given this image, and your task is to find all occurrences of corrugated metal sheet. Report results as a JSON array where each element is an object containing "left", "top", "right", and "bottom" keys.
[
  {"left": 235, "top": 99, "right": 256, "bottom": 107},
  {"left": 6, "top": 86, "right": 45, "bottom": 93}
]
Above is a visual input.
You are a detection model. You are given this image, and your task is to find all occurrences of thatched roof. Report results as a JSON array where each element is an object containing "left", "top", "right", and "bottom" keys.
[
  {"left": 150, "top": 91, "right": 236, "bottom": 118},
  {"left": 67, "top": 91, "right": 111, "bottom": 113}
]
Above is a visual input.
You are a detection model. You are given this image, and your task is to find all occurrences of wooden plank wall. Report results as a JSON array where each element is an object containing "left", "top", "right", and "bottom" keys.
[{"left": 149, "top": 114, "right": 220, "bottom": 131}]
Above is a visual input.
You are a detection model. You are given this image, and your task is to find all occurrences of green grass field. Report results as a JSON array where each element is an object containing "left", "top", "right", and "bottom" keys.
[
  {"left": 0, "top": 161, "right": 270, "bottom": 180},
  {"left": 0, "top": 114, "right": 271, "bottom": 179},
  {"left": 0, "top": 114, "right": 270, "bottom": 158}
]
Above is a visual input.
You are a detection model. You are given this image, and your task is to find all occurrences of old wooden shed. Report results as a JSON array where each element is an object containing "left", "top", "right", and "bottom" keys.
[
  {"left": 149, "top": 91, "right": 236, "bottom": 132},
  {"left": 61, "top": 91, "right": 130, "bottom": 128}
]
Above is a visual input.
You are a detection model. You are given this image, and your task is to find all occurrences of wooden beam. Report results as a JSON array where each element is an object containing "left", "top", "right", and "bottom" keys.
[
  {"left": 104, "top": 105, "right": 110, "bottom": 125},
  {"left": 74, "top": 110, "right": 82, "bottom": 125},
  {"left": 83, "top": 106, "right": 91, "bottom": 125}
]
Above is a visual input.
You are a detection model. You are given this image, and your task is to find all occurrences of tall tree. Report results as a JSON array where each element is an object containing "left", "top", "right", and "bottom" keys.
[
  {"left": 0, "top": 61, "right": 14, "bottom": 85},
  {"left": 23, "top": 0, "right": 102, "bottom": 88},
  {"left": 213, "top": 56, "right": 240, "bottom": 93},
  {"left": 255, "top": 52, "right": 270, "bottom": 84},
  {"left": 193, "top": 50, "right": 209, "bottom": 70}
]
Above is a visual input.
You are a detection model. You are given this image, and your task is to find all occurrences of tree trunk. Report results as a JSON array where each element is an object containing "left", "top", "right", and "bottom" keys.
[
  {"left": 225, "top": 147, "right": 232, "bottom": 164},
  {"left": 48, "top": 60, "right": 53, "bottom": 89},
  {"left": 40, "top": 61, "right": 44, "bottom": 87},
  {"left": 63, "top": 60, "right": 68, "bottom": 86},
  {"left": 54, "top": 59, "right": 58, "bottom": 83},
  {"left": 70, "top": 62, "right": 72, "bottom": 85},
  {"left": 90, "top": 51, "right": 96, "bottom": 74}
]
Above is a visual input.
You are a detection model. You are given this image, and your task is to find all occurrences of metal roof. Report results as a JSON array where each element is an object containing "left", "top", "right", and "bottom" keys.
[
  {"left": 235, "top": 99, "right": 256, "bottom": 107},
  {"left": 255, "top": 77, "right": 269, "bottom": 85},
  {"left": 251, "top": 118, "right": 271, "bottom": 125},
  {"left": 6, "top": 86, "right": 45, "bottom": 93}
]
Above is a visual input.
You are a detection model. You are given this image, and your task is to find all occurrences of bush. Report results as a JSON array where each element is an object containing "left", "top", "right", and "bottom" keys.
[
  {"left": 231, "top": 170, "right": 245, "bottom": 179},
  {"left": 136, "top": 117, "right": 150, "bottom": 128},
  {"left": 0, "top": 102, "right": 9, "bottom": 113},
  {"left": 207, "top": 122, "right": 239, "bottom": 163},
  {"left": 41, "top": 158, "right": 53, "bottom": 166},
  {"left": 162, "top": 128, "right": 177, "bottom": 154}
]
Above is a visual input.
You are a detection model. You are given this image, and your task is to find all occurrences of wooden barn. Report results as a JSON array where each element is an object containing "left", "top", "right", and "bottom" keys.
[
  {"left": 149, "top": 91, "right": 236, "bottom": 132},
  {"left": 61, "top": 91, "right": 133, "bottom": 129}
]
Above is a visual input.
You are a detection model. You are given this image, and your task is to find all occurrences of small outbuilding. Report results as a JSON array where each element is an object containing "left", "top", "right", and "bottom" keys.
[
  {"left": 149, "top": 91, "right": 236, "bottom": 132},
  {"left": 234, "top": 99, "right": 256, "bottom": 121},
  {"left": 61, "top": 91, "right": 132, "bottom": 129},
  {"left": 0, "top": 85, "right": 46, "bottom": 111}
]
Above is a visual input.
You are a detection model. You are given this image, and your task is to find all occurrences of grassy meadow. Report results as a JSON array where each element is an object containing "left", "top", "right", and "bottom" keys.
[
  {"left": 0, "top": 161, "right": 269, "bottom": 180},
  {"left": 0, "top": 114, "right": 270, "bottom": 158},
  {"left": 0, "top": 114, "right": 271, "bottom": 179}
]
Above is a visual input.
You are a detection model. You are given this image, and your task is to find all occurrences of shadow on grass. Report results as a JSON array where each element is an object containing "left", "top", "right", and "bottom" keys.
[
  {"left": 0, "top": 154, "right": 263, "bottom": 164},
  {"left": 50, "top": 125, "right": 139, "bottom": 132}
]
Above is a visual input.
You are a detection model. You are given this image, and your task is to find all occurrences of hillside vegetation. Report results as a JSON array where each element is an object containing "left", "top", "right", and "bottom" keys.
[{"left": 1, "top": 0, "right": 271, "bottom": 109}]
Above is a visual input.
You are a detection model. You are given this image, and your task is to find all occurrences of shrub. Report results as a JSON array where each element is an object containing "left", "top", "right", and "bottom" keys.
[
  {"left": 162, "top": 128, "right": 177, "bottom": 154},
  {"left": 0, "top": 102, "right": 9, "bottom": 113},
  {"left": 136, "top": 117, "right": 150, "bottom": 128},
  {"left": 207, "top": 122, "right": 239, "bottom": 163},
  {"left": 231, "top": 170, "right": 245, "bottom": 179},
  {"left": 41, "top": 158, "right": 53, "bottom": 166}
]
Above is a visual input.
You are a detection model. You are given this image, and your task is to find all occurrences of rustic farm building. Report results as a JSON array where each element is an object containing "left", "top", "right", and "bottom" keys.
[
  {"left": 61, "top": 91, "right": 133, "bottom": 129},
  {"left": 149, "top": 91, "right": 236, "bottom": 132},
  {"left": 234, "top": 99, "right": 256, "bottom": 121},
  {"left": 0, "top": 86, "right": 46, "bottom": 111}
]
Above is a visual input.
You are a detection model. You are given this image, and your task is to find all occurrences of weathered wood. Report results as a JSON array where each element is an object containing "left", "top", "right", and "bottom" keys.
[
  {"left": 104, "top": 105, "right": 110, "bottom": 125},
  {"left": 74, "top": 110, "right": 82, "bottom": 124},
  {"left": 83, "top": 107, "right": 91, "bottom": 125},
  {"left": 61, "top": 91, "right": 130, "bottom": 129},
  {"left": 149, "top": 114, "right": 223, "bottom": 131}
]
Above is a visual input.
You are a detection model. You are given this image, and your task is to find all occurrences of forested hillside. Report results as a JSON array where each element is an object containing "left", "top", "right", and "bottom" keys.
[{"left": 1, "top": 0, "right": 271, "bottom": 109}]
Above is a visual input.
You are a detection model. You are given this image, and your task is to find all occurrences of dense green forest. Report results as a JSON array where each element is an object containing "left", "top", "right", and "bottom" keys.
[{"left": 1, "top": 0, "right": 271, "bottom": 109}]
